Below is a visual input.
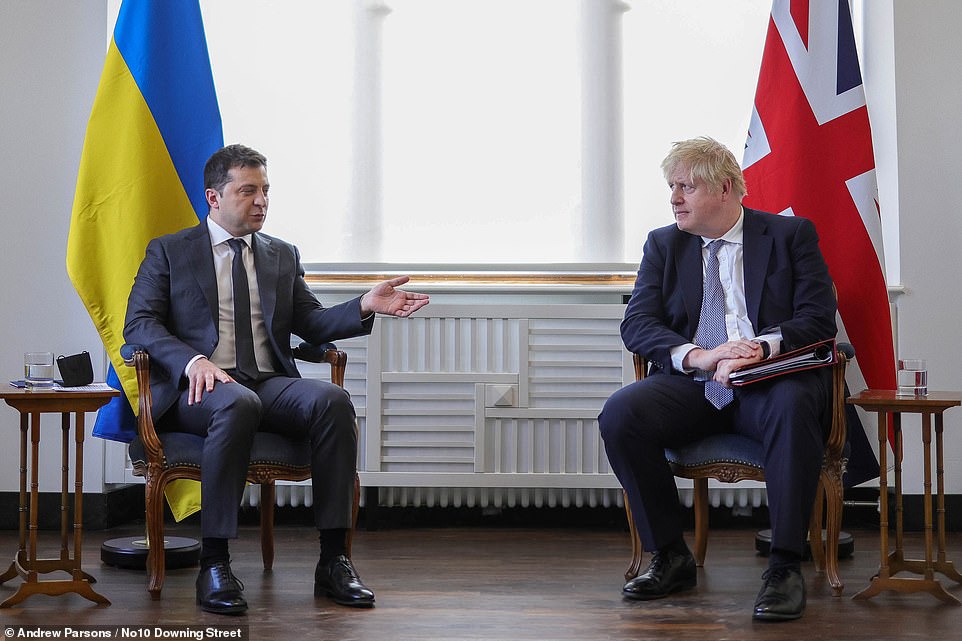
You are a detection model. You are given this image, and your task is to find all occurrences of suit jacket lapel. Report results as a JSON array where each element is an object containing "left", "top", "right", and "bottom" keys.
[
  {"left": 252, "top": 233, "right": 279, "bottom": 334},
  {"left": 676, "top": 232, "right": 704, "bottom": 337},
  {"left": 742, "top": 209, "right": 773, "bottom": 330},
  {"left": 186, "top": 225, "right": 219, "bottom": 330}
]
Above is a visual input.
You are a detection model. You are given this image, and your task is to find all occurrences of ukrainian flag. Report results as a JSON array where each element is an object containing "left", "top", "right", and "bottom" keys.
[{"left": 67, "top": 0, "right": 222, "bottom": 518}]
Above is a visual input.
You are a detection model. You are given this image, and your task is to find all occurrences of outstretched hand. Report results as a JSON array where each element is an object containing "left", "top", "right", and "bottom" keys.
[{"left": 360, "top": 276, "right": 430, "bottom": 318}]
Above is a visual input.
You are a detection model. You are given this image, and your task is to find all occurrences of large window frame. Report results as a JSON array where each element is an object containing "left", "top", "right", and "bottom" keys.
[{"left": 105, "top": 0, "right": 895, "bottom": 279}]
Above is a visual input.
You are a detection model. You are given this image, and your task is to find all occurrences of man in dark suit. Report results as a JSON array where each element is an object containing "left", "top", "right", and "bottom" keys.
[
  {"left": 599, "top": 137, "right": 837, "bottom": 621},
  {"left": 124, "top": 144, "right": 429, "bottom": 615}
]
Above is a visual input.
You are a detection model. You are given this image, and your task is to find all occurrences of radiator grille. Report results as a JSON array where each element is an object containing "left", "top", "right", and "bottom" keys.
[{"left": 242, "top": 483, "right": 768, "bottom": 510}]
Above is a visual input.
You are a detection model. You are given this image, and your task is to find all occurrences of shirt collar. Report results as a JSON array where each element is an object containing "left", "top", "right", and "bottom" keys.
[
  {"left": 700, "top": 207, "right": 745, "bottom": 247},
  {"left": 207, "top": 217, "right": 253, "bottom": 248}
]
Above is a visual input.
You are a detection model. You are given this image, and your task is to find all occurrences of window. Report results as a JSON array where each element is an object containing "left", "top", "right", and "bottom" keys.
[{"left": 107, "top": 0, "right": 775, "bottom": 266}]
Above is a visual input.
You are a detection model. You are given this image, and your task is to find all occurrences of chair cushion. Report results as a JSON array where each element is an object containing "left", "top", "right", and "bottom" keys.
[
  {"left": 129, "top": 431, "right": 311, "bottom": 471},
  {"left": 666, "top": 433, "right": 764, "bottom": 470}
]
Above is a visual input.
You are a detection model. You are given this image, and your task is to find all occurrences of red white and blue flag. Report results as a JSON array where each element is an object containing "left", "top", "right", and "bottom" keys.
[{"left": 743, "top": 0, "right": 894, "bottom": 483}]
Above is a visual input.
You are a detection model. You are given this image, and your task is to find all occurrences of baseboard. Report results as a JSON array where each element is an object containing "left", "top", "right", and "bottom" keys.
[
  {"left": 2, "top": 487, "right": 960, "bottom": 532},
  {"left": 0, "top": 485, "right": 144, "bottom": 531}
]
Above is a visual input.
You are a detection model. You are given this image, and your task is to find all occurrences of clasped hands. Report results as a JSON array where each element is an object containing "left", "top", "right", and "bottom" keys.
[{"left": 684, "top": 339, "right": 765, "bottom": 388}]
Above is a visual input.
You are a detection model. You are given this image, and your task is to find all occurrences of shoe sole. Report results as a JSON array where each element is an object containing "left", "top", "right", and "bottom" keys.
[
  {"left": 622, "top": 577, "right": 697, "bottom": 601},
  {"left": 752, "top": 610, "right": 803, "bottom": 622},
  {"left": 197, "top": 600, "right": 248, "bottom": 616},
  {"left": 314, "top": 586, "right": 375, "bottom": 608}
]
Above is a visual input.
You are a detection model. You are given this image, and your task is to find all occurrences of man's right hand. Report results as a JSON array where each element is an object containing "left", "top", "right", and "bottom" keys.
[
  {"left": 684, "top": 340, "right": 762, "bottom": 373},
  {"left": 186, "top": 357, "right": 235, "bottom": 405}
]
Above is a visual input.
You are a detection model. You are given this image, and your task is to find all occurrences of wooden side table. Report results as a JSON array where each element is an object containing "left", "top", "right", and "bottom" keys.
[
  {"left": 847, "top": 389, "right": 962, "bottom": 604},
  {"left": 0, "top": 386, "right": 118, "bottom": 607}
]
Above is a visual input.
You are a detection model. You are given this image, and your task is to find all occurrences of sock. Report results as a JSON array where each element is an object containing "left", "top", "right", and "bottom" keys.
[
  {"left": 769, "top": 547, "right": 802, "bottom": 571},
  {"left": 319, "top": 528, "right": 348, "bottom": 564},
  {"left": 200, "top": 537, "right": 229, "bottom": 568},
  {"left": 659, "top": 537, "right": 691, "bottom": 557}
]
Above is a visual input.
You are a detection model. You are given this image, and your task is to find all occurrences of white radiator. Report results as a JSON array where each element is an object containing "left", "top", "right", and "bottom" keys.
[
  {"left": 241, "top": 301, "right": 774, "bottom": 515},
  {"left": 242, "top": 482, "right": 768, "bottom": 511}
]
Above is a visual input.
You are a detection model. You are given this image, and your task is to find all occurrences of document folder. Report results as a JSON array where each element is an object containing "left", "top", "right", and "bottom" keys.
[{"left": 729, "top": 338, "right": 837, "bottom": 387}]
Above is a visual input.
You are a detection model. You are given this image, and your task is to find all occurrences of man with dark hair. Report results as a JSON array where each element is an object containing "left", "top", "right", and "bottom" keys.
[
  {"left": 125, "top": 144, "right": 429, "bottom": 615},
  {"left": 599, "top": 137, "right": 837, "bottom": 621}
]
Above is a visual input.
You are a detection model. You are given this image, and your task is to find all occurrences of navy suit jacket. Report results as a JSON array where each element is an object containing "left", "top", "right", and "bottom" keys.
[
  {"left": 621, "top": 208, "right": 837, "bottom": 375},
  {"left": 123, "top": 222, "right": 373, "bottom": 420}
]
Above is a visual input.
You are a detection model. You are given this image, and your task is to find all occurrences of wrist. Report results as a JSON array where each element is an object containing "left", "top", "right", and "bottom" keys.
[{"left": 754, "top": 340, "right": 771, "bottom": 360}]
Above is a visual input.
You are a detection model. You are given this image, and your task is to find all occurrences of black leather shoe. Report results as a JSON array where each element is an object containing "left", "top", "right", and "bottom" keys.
[
  {"left": 622, "top": 549, "right": 696, "bottom": 600},
  {"left": 753, "top": 566, "right": 805, "bottom": 621},
  {"left": 314, "top": 555, "right": 375, "bottom": 607},
  {"left": 196, "top": 561, "right": 247, "bottom": 615}
]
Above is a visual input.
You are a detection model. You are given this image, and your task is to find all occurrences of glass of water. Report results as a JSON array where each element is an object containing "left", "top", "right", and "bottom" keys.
[
  {"left": 24, "top": 351, "right": 55, "bottom": 389},
  {"left": 896, "top": 358, "right": 928, "bottom": 396}
]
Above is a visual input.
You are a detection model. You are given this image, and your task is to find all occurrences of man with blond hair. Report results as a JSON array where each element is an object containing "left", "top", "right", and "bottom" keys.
[{"left": 599, "top": 137, "right": 837, "bottom": 621}]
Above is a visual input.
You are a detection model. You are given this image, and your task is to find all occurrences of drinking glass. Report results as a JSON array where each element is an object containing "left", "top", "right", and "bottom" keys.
[
  {"left": 24, "top": 351, "right": 55, "bottom": 389},
  {"left": 896, "top": 358, "right": 927, "bottom": 396}
]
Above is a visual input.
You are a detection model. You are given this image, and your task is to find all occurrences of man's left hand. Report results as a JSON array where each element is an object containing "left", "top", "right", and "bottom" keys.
[
  {"left": 360, "top": 275, "right": 430, "bottom": 318},
  {"left": 713, "top": 345, "right": 765, "bottom": 388}
]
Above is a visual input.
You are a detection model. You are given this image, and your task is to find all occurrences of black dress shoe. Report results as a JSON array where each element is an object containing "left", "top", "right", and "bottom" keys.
[
  {"left": 753, "top": 566, "right": 805, "bottom": 621},
  {"left": 314, "top": 555, "right": 375, "bottom": 607},
  {"left": 622, "top": 549, "right": 697, "bottom": 600},
  {"left": 196, "top": 561, "right": 247, "bottom": 615}
]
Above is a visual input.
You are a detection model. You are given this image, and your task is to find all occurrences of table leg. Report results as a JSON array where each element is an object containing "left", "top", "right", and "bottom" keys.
[
  {"left": 61, "top": 413, "right": 70, "bottom": 564},
  {"left": 0, "top": 411, "right": 109, "bottom": 607},
  {"left": 921, "top": 412, "right": 935, "bottom": 581},
  {"left": 934, "top": 412, "right": 962, "bottom": 583},
  {"left": 28, "top": 412, "right": 40, "bottom": 572},
  {"left": 893, "top": 413, "right": 904, "bottom": 566},
  {"left": 854, "top": 410, "right": 891, "bottom": 601},
  {"left": 0, "top": 415, "right": 28, "bottom": 585},
  {"left": 853, "top": 408, "right": 960, "bottom": 605}
]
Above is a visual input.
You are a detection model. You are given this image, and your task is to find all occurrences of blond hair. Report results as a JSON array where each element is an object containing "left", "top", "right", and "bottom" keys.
[{"left": 660, "top": 137, "right": 747, "bottom": 199}]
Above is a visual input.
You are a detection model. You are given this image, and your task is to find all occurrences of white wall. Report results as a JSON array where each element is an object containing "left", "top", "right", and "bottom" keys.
[
  {"left": 888, "top": 0, "right": 962, "bottom": 493},
  {"left": 0, "top": 2, "right": 107, "bottom": 492},
  {"left": 2, "top": 0, "right": 962, "bottom": 497}
]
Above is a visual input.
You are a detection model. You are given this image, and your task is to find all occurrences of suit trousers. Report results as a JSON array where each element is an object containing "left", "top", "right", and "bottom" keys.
[
  {"left": 599, "top": 367, "right": 830, "bottom": 557},
  {"left": 159, "top": 375, "right": 358, "bottom": 539}
]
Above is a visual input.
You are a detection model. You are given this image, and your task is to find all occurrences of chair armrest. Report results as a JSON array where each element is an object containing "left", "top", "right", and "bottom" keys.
[
  {"left": 837, "top": 342, "right": 855, "bottom": 359},
  {"left": 826, "top": 342, "right": 855, "bottom": 461},
  {"left": 121, "top": 342, "right": 146, "bottom": 364},
  {"left": 119, "top": 343, "right": 164, "bottom": 463},
  {"left": 293, "top": 341, "right": 347, "bottom": 388}
]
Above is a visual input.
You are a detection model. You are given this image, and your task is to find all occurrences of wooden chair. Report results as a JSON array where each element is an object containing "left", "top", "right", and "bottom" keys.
[
  {"left": 121, "top": 342, "right": 359, "bottom": 600},
  {"left": 623, "top": 343, "right": 853, "bottom": 596}
]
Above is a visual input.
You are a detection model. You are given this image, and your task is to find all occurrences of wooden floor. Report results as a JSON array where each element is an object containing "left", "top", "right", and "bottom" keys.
[{"left": 0, "top": 523, "right": 960, "bottom": 640}]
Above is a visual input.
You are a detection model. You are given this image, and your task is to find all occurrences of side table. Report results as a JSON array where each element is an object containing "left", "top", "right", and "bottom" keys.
[
  {"left": 0, "top": 386, "right": 118, "bottom": 607},
  {"left": 847, "top": 389, "right": 962, "bottom": 604}
]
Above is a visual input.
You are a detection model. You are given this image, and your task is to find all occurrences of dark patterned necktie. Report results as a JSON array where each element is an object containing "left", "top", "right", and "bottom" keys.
[
  {"left": 696, "top": 239, "right": 733, "bottom": 409},
  {"left": 227, "top": 238, "right": 259, "bottom": 380}
]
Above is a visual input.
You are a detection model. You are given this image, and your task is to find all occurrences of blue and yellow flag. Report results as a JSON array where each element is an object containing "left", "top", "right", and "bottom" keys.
[{"left": 67, "top": 0, "right": 222, "bottom": 517}]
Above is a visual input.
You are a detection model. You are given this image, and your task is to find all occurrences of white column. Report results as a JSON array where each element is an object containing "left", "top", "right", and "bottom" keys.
[
  {"left": 348, "top": 0, "right": 391, "bottom": 261},
  {"left": 580, "top": 0, "right": 629, "bottom": 262}
]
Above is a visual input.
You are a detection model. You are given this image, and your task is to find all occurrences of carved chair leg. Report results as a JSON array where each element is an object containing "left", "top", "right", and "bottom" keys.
[
  {"left": 145, "top": 478, "right": 167, "bottom": 599},
  {"left": 260, "top": 482, "right": 276, "bottom": 571},
  {"left": 623, "top": 492, "right": 643, "bottom": 581},
  {"left": 809, "top": 479, "right": 827, "bottom": 574},
  {"left": 692, "top": 478, "right": 709, "bottom": 567},
  {"left": 822, "top": 468, "right": 845, "bottom": 596},
  {"left": 347, "top": 473, "right": 360, "bottom": 558}
]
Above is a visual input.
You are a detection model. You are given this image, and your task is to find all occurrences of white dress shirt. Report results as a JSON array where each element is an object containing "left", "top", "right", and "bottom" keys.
[
  {"left": 671, "top": 209, "right": 782, "bottom": 373},
  {"left": 185, "top": 218, "right": 275, "bottom": 377}
]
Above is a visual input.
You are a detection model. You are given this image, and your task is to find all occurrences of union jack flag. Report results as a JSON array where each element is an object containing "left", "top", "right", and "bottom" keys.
[{"left": 743, "top": 0, "right": 894, "bottom": 483}]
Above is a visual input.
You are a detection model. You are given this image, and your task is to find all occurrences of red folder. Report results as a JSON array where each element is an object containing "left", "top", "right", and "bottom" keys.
[{"left": 729, "top": 338, "right": 837, "bottom": 387}]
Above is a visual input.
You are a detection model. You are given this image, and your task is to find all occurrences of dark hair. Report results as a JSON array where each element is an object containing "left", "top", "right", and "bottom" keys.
[{"left": 204, "top": 144, "right": 268, "bottom": 193}]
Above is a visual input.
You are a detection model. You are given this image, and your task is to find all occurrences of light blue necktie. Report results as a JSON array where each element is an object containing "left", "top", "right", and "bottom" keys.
[{"left": 695, "top": 239, "right": 733, "bottom": 409}]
